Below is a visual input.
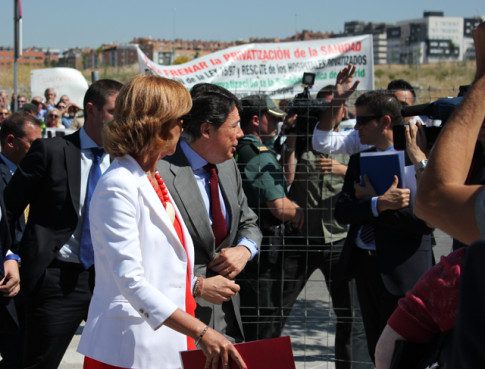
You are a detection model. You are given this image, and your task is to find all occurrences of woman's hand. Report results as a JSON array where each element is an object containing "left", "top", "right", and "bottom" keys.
[
  {"left": 163, "top": 310, "right": 247, "bottom": 369},
  {"left": 198, "top": 327, "right": 247, "bottom": 369}
]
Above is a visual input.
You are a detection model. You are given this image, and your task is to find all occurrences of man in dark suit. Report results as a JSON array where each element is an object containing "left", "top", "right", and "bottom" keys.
[
  {"left": 0, "top": 178, "right": 20, "bottom": 369},
  {"left": 0, "top": 113, "right": 42, "bottom": 368},
  {"left": 5, "top": 79, "right": 122, "bottom": 369},
  {"left": 157, "top": 84, "right": 262, "bottom": 343},
  {"left": 334, "top": 90, "right": 433, "bottom": 362},
  {"left": 0, "top": 113, "right": 43, "bottom": 243}
]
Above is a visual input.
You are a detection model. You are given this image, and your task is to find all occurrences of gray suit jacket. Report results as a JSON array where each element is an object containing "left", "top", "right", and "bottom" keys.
[{"left": 157, "top": 143, "right": 262, "bottom": 342}]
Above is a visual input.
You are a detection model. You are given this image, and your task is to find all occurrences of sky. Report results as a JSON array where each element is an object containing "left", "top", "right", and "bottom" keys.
[{"left": 0, "top": 0, "right": 484, "bottom": 52}]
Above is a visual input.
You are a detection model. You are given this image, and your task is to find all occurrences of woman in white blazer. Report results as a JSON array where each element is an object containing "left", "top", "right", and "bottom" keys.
[{"left": 78, "top": 75, "right": 246, "bottom": 369}]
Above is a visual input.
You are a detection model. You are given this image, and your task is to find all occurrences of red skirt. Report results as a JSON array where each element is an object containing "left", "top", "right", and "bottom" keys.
[{"left": 84, "top": 356, "right": 128, "bottom": 369}]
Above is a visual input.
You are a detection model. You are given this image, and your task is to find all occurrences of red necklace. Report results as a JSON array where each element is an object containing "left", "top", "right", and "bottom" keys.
[{"left": 147, "top": 172, "right": 170, "bottom": 208}]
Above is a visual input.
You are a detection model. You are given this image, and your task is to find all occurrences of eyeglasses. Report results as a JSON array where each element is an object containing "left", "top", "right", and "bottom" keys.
[
  {"left": 356, "top": 115, "right": 380, "bottom": 126},
  {"left": 0, "top": 112, "right": 8, "bottom": 116},
  {"left": 18, "top": 100, "right": 26, "bottom": 103},
  {"left": 58, "top": 105, "right": 67, "bottom": 109}
]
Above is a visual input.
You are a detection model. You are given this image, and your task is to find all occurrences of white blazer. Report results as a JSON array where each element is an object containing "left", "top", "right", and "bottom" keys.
[{"left": 78, "top": 155, "right": 195, "bottom": 369}]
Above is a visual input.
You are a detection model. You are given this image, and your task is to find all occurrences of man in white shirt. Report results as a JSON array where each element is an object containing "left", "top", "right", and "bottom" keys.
[{"left": 312, "top": 65, "right": 422, "bottom": 155}]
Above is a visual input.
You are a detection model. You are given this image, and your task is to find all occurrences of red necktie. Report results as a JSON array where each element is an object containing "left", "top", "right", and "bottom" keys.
[{"left": 204, "top": 164, "right": 228, "bottom": 247}]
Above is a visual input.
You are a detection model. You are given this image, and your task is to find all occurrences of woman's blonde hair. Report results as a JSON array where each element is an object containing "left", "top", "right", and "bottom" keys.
[{"left": 103, "top": 75, "right": 192, "bottom": 158}]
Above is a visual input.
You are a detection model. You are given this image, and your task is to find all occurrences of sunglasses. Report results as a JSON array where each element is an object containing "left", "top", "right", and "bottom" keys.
[
  {"left": 58, "top": 105, "right": 67, "bottom": 109},
  {"left": 48, "top": 114, "right": 59, "bottom": 118},
  {"left": 356, "top": 115, "right": 380, "bottom": 126}
]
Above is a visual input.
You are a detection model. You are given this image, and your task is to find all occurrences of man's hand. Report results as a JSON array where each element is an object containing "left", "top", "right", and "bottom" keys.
[
  {"left": 316, "top": 63, "right": 360, "bottom": 132},
  {"left": 282, "top": 113, "right": 298, "bottom": 133},
  {"left": 199, "top": 275, "right": 240, "bottom": 305},
  {"left": 377, "top": 176, "right": 410, "bottom": 212},
  {"left": 208, "top": 246, "right": 251, "bottom": 279},
  {"left": 354, "top": 174, "right": 377, "bottom": 199},
  {"left": 315, "top": 158, "right": 348, "bottom": 177},
  {"left": 266, "top": 198, "right": 304, "bottom": 230},
  {"left": 473, "top": 22, "right": 485, "bottom": 80},
  {"left": 333, "top": 63, "right": 360, "bottom": 104},
  {"left": 292, "top": 207, "right": 304, "bottom": 230},
  {"left": 0, "top": 260, "right": 20, "bottom": 297},
  {"left": 405, "top": 121, "right": 427, "bottom": 165}
]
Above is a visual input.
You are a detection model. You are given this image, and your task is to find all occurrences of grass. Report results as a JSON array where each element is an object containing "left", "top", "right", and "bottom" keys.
[
  {"left": 374, "top": 61, "right": 475, "bottom": 103},
  {"left": 0, "top": 61, "right": 475, "bottom": 105}
]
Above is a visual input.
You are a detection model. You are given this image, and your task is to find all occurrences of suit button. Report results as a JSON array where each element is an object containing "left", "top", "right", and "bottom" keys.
[
  {"left": 144, "top": 313, "right": 149, "bottom": 318},
  {"left": 139, "top": 308, "right": 144, "bottom": 314}
]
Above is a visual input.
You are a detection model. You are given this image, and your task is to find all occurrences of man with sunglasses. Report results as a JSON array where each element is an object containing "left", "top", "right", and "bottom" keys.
[
  {"left": 333, "top": 89, "right": 433, "bottom": 363},
  {"left": 0, "top": 108, "right": 9, "bottom": 127},
  {"left": 16, "top": 96, "right": 27, "bottom": 111}
]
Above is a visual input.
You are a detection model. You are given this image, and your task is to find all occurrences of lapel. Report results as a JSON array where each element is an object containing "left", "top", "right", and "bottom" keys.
[
  {"left": 64, "top": 131, "right": 82, "bottom": 214},
  {"left": 122, "top": 156, "right": 190, "bottom": 261},
  {"left": 166, "top": 146, "right": 215, "bottom": 252},
  {"left": 0, "top": 158, "right": 12, "bottom": 186}
]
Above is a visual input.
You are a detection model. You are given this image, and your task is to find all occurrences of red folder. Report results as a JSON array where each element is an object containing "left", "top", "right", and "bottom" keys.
[{"left": 180, "top": 336, "right": 296, "bottom": 369}]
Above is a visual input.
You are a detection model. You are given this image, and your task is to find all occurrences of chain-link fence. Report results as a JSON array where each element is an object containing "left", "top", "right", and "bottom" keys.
[{"left": 234, "top": 89, "right": 458, "bottom": 368}]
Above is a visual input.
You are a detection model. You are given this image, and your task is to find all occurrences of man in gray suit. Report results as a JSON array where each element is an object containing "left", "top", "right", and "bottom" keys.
[{"left": 157, "top": 84, "right": 262, "bottom": 343}]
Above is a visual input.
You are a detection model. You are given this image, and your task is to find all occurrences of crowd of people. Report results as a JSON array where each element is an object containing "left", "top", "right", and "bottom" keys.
[
  {"left": 0, "top": 21, "right": 484, "bottom": 369},
  {"left": 0, "top": 88, "right": 83, "bottom": 135}
]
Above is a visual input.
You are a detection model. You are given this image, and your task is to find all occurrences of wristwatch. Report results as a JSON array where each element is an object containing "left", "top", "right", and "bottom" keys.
[
  {"left": 5, "top": 253, "right": 21, "bottom": 267},
  {"left": 414, "top": 159, "right": 428, "bottom": 172}
]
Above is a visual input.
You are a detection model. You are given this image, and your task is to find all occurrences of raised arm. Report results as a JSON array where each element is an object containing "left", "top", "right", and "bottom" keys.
[
  {"left": 414, "top": 23, "right": 485, "bottom": 244},
  {"left": 315, "top": 63, "right": 360, "bottom": 132}
]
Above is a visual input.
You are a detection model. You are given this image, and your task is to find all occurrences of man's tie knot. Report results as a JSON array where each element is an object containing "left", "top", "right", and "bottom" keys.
[
  {"left": 91, "top": 147, "right": 104, "bottom": 162},
  {"left": 203, "top": 163, "right": 216, "bottom": 174}
]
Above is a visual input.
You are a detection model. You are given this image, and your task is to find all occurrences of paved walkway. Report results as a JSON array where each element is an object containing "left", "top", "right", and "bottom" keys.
[{"left": 60, "top": 230, "right": 453, "bottom": 369}]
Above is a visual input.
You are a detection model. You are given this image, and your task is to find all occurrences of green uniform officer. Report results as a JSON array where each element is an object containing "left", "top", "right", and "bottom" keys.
[{"left": 235, "top": 94, "right": 303, "bottom": 341}]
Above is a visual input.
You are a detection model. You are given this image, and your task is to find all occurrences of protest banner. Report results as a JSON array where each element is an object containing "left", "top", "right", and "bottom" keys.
[
  {"left": 31, "top": 67, "right": 89, "bottom": 107},
  {"left": 137, "top": 35, "right": 373, "bottom": 99}
]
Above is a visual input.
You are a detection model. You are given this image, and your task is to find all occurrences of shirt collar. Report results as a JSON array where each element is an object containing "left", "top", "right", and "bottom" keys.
[
  {"left": 180, "top": 140, "right": 208, "bottom": 172},
  {"left": 0, "top": 153, "right": 17, "bottom": 174},
  {"left": 79, "top": 126, "right": 102, "bottom": 150},
  {"left": 377, "top": 145, "right": 395, "bottom": 152}
]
